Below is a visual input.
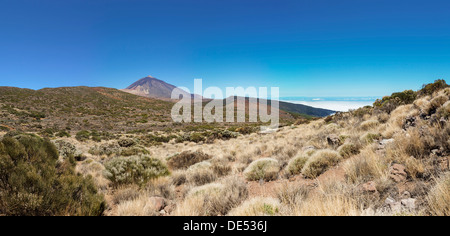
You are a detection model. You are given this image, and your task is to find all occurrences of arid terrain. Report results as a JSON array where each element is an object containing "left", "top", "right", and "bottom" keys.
[{"left": 1, "top": 80, "right": 449, "bottom": 216}]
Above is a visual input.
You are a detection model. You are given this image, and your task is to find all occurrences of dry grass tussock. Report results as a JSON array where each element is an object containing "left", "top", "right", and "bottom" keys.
[
  {"left": 244, "top": 158, "right": 280, "bottom": 181},
  {"left": 301, "top": 150, "right": 342, "bottom": 178},
  {"left": 173, "top": 177, "right": 248, "bottom": 216},
  {"left": 228, "top": 197, "right": 281, "bottom": 216},
  {"left": 427, "top": 173, "right": 450, "bottom": 216},
  {"left": 116, "top": 194, "right": 160, "bottom": 216},
  {"left": 343, "top": 147, "right": 388, "bottom": 184}
]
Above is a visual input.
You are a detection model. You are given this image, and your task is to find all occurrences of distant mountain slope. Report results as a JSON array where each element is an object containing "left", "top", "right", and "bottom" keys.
[
  {"left": 0, "top": 86, "right": 175, "bottom": 132},
  {"left": 279, "top": 100, "right": 335, "bottom": 117},
  {"left": 224, "top": 97, "right": 335, "bottom": 118},
  {"left": 121, "top": 76, "right": 195, "bottom": 99},
  {"left": 0, "top": 85, "right": 333, "bottom": 134}
]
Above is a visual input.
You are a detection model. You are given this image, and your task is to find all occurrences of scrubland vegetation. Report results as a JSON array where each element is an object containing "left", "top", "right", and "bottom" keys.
[{"left": 0, "top": 80, "right": 449, "bottom": 216}]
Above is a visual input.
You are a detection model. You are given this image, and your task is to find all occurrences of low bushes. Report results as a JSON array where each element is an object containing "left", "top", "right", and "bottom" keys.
[
  {"left": 244, "top": 158, "right": 280, "bottom": 181},
  {"left": 52, "top": 140, "right": 81, "bottom": 159},
  {"left": 118, "top": 138, "right": 136, "bottom": 148},
  {"left": 76, "top": 130, "right": 115, "bottom": 142},
  {"left": 167, "top": 151, "right": 212, "bottom": 170},
  {"left": 88, "top": 142, "right": 120, "bottom": 157},
  {"left": 419, "top": 79, "right": 449, "bottom": 96},
  {"left": 120, "top": 145, "right": 150, "bottom": 157},
  {"left": 104, "top": 155, "right": 170, "bottom": 186},
  {"left": 76, "top": 130, "right": 91, "bottom": 142},
  {"left": 374, "top": 90, "right": 417, "bottom": 114},
  {"left": 174, "top": 130, "right": 240, "bottom": 144},
  {"left": 0, "top": 134, "right": 105, "bottom": 216}
]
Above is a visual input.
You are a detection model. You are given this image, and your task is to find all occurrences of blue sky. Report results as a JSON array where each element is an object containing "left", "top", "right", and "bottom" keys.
[{"left": 1, "top": 0, "right": 450, "bottom": 97}]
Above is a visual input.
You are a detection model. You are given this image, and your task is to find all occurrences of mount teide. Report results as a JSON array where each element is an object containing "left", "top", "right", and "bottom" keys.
[{"left": 121, "top": 76, "right": 194, "bottom": 99}]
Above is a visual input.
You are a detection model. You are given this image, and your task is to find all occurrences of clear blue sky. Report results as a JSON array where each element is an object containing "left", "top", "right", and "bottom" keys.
[{"left": 1, "top": 0, "right": 450, "bottom": 97}]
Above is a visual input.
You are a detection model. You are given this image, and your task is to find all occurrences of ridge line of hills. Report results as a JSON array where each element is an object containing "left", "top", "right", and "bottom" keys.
[{"left": 0, "top": 76, "right": 336, "bottom": 133}]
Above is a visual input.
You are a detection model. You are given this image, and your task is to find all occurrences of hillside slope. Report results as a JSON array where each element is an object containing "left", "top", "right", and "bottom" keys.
[
  {"left": 279, "top": 100, "right": 335, "bottom": 117},
  {"left": 0, "top": 86, "right": 174, "bottom": 132},
  {"left": 0, "top": 86, "right": 301, "bottom": 133}
]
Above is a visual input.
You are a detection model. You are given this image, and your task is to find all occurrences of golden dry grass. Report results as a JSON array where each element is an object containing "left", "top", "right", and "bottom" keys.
[
  {"left": 228, "top": 197, "right": 281, "bottom": 216},
  {"left": 343, "top": 147, "right": 387, "bottom": 184},
  {"left": 427, "top": 173, "right": 450, "bottom": 216},
  {"left": 173, "top": 177, "right": 248, "bottom": 216}
]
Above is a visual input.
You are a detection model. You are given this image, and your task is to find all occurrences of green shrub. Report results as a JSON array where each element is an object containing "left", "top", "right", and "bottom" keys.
[
  {"left": 90, "top": 130, "right": 114, "bottom": 142},
  {"left": 0, "top": 135, "right": 105, "bottom": 216},
  {"left": 88, "top": 142, "right": 120, "bottom": 157},
  {"left": 233, "top": 126, "right": 258, "bottom": 135},
  {"left": 301, "top": 150, "right": 342, "bottom": 178},
  {"left": 76, "top": 130, "right": 90, "bottom": 142},
  {"left": 206, "top": 130, "right": 239, "bottom": 142},
  {"left": 53, "top": 140, "right": 81, "bottom": 159},
  {"left": 120, "top": 145, "right": 150, "bottom": 157},
  {"left": 374, "top": 90, "right": 417, "bottom": 113},
  {"left": 56, "top": 130, "right": 71, "bottom": 138},
  {"left": 351, "top": 106, "right": 374, "bottom": 118},
  {"left": 244, "top": 158, "right": 280, "bottom": 181},
  {"left": 167, "top": 151, "right": 212, "bottom": 170},
  {"left": 0, "top": 125, "right": 10, "bottom": 132},
  {"left": 40, "top": 128, "right": 56, "bottom": 137},
  {"left": 118, "top": 138, "right": 136, "bottom": 147},
  {"left": 189, "top": 132, "right": 206, "bottom": 143},
  {"left": 104, "top": 155, "right": 170, "bottom": 186},
  {"left": 141, "top": 134, "right": 178, "bottom": 146},
  {"left": 419, "top": 79, "right": 449, "bottom": 96}
]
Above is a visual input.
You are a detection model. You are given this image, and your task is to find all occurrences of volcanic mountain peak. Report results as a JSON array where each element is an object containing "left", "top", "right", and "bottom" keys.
[{"left": 122, "top": 76, "right": 192, "bottom": 99}]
